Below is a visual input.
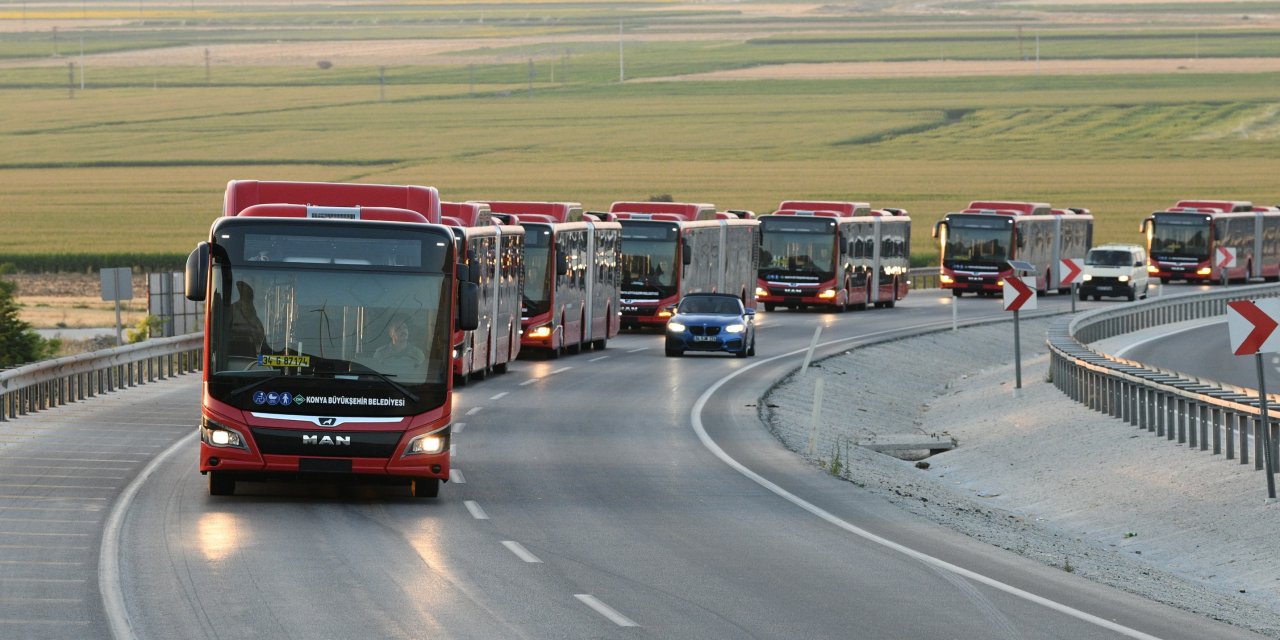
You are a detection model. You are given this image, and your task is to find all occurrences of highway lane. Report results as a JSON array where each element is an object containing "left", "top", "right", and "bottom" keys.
[
  {"left": 5, "top": 290, "right": 1268, "bottom": 639},
  {"left": 1116, "top": 320, "right": 1280, "bottom": 394}
]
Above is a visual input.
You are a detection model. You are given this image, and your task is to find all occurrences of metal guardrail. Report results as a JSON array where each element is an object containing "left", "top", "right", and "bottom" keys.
[
  {"left": 1048, "top": 282, "right": 1280, "bottom": 472},
  {"left": 908, "top": 267, "right": 940, "bottom": 290},
  {"left": 0, "top": 333, "right": 203, "bottom": 421}
]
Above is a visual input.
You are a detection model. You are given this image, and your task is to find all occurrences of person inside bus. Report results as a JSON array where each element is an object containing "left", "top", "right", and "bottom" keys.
[
  {"left": 228, "top": 281, "right": 267, "bottom": 357},
  {"left": 374, "top": 318, "right": 425, "bottom": 368}
]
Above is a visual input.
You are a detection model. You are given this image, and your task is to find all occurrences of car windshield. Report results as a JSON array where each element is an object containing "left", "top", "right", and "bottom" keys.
[
  {"left": 679, "top": 297, "right": 741, "bottom": 315},
  {"left": 1086, "top": 250, "right": 1134, "bottom": 266}
]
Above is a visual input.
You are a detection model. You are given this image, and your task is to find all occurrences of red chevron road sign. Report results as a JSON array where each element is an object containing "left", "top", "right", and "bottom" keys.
[
  {"left": 1217, "top": 246, "right": 1237, "bottom": 271},
  {"left": 1228, "top": 299, "right": 1280, "bottom": 356},
  {"left": 1060, "top": 258, "right": 1083, "bottom": 288},
  {"left": 1003, "top": 276, "right": 1036, "bottom": 311}
]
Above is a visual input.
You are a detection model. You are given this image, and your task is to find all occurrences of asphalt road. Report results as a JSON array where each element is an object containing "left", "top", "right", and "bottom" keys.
[{"left": 2, "top": 289, "right": 1269, "bottom": 640}]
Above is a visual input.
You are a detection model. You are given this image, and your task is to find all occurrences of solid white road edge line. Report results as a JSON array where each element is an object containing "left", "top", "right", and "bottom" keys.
[
  {"left": 574, "top": 594, "right": 638, "bottom": 627},
  {"left": 102, "top": 435, "right": 190, "bottom": 640},
  {"left": 690, "top": 325, "right": 1164, "bottom": 640},
  {"left": 502, "top": 540, "right": 542, "bottom": 563}
]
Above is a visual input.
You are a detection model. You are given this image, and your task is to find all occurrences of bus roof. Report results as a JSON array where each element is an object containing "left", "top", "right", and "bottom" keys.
[
  {"left": 475, "top": 201, "right": 584, "bottom": 223},
  {"left": 441, "top": 201, "right": 493, "bottom": 227},
  {"left": 1172, "top": 199, "right": 1253, "bottom": 213},
  {"left": 224, "top": 180, "right": 441, "bottom": 223},
  {"left": 235, "top": 203, "right": 431, "bottom": 224},
  {"left": 777, "top": 200, "right": 871, "bottom": 216},
  {"left": 964, "top": 200, "right": 1052, "bottom": 216},
  {"left": 608, "top": 201, "right": 718, "bottom": 220}
]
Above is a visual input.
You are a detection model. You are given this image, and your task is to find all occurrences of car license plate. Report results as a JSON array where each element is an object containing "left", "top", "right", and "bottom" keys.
[
  {"left": 693, "top": 336, "right": 717, "bottom": 342},
  {"left": 1097, "top": 286, "right": 1112, "bottom": 291}
]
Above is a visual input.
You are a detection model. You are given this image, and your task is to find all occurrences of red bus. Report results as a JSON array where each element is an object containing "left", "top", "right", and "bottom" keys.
[
  {"left": 441, "top": 202, "right": 525, "bottom": 384},
  {"left": 1141, "top": 200, "right": 1280, "bottom": 284},
  {"left": 184, "top": 180, "right": 478, "bottom": 498},
  {"left": 608, "top": 201, "right": 759, "bottom": 328},
  {"left": 756, "top": 201, "right": 911, "bottom": 311},
  {"left": 478, "top": 201, "right": 622, "bottom": 357},
  {"left": 933, "top": 200, "right": 1093, "bottom": 297}
]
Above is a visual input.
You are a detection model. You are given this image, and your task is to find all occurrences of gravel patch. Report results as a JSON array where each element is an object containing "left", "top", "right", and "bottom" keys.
[{"left": 762, "top": 316, "right": 1280, "bottom": 638}]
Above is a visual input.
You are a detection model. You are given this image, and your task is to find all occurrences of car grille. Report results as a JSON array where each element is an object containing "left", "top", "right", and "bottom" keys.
[
  {"left": 1089, "top": 277, "right": 1124, "bottom": 285},
  {"left": 690, "top": 325, "right": 722, "bottom": 336}
]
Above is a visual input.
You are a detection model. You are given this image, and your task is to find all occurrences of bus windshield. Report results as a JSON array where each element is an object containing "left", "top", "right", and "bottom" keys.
[
  {"left": 943, "top": 217, "right": 1013, "bottom": 264},
  {"left": 522, "top": 227, "right": 553, "bottom": 316},
  {"left": 620, "top": 222, "right": 679, "bottom": 299},
  {"left": 760, "top": 217, "right": 836, "bottom": 277},
  {"left": 209, "top": 265, "right": 451, "bottom": 413},
  {"left": 1150, "top": 213, "right": 1210, "bottom": 259}
]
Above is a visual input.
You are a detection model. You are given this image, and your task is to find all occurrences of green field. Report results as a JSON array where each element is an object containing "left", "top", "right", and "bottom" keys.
[{"left": 2, "top": 1, "right": 1279, "bottom": 268}]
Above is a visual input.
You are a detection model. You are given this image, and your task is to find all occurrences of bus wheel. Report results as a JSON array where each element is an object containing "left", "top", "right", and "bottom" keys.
[
  {"left": 473, "top": 364, "right": 489, "bottom": 381},
  {"left": 493, "top": 361, "right": 508, "bottom": 374},
  {"left": 591, "top": 337, "right": 607, "bottom": 350},
  {"left": 410, "top": 478, "right": 439, "bottom": 498},
  {"left": 208, "top": 472, "right": 235, "bottom": 496},
  {"left": 952, "top": 290, "right": 963, "bottom": 297},
  {"left": 764, "top": 303, "right": 776, "bottom": 312}
]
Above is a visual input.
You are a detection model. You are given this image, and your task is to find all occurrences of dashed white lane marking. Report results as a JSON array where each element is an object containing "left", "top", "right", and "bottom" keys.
[
  {"left": 464, "top": 500, "right": 488, "bottom": 520},
  {"left": 501, "top": 540, "right": 542, "bottom": 563},
  {"left": 574, "top": 594, "right": 638, "bottom": 627},
  {"left": 520, "top": 379, "right": 539, "bottom": 386},
  {"left": 453, "top": 422, "right": 466, "bottom": 433},
  {"left": 466, "top": 407, "right": 482, "bottom": 416},
  {"left": 588, "top": 356, "right": 608, "bottom": 362},
  {"left": 449, "top": 469, "right": 465, "bottom": 484},
  {"left": 490, "top": 392, "right": 509, "bottom": 400},
  {"left": 549, "top": 367, "right": 571, "bottom": 375},
  {"left": 626, "top": 347, "right": 647, "bottom": 353}
]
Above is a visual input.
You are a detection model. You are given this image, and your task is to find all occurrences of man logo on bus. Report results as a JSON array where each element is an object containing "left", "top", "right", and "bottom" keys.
[{"left": 302, "top": 435, "right": 350, "bottom": 446}]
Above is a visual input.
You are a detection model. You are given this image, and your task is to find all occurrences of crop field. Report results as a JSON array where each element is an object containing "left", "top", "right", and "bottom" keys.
[{"left": 1, "top": 0, "right": 1279, "bottom": 267}]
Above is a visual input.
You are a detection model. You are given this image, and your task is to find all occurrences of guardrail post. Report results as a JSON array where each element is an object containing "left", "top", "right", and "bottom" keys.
[
  {"left": 1255, "top": 416, "right": 1265, "bottom": 471},
  {"left": 1239, "top": 413, "right": 1249, "bottom": 465},
  {"left": 1166, "top": 396, "right": 1176, "bottom": 441},
  {"left": 1177, "top": 398, "right": 1187, "bottom": 444},
  {"left": 1188, "top": 401, "right": 1199, "bottom": 449},
  {"left": 1156, "top": 394, "right": 1166, "bottom": 437}
]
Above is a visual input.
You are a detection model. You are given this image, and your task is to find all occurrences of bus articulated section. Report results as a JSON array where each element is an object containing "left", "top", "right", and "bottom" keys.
[
  {"left": 443, "top": 201, "right": 524, "bottom": 384},
  {"left": 609, "top": 201, "right": 759, "bottom": 329},
  {"left": 1140, "top": 200, "right": 1280, "bottom": 284},
  {"left": 756, "top": 201, "right": 911, "bottom": 312},
  {"left": 933, "top": 200, "right": 1093, "bottom": 297},
  {"left": 186, "top": 180, "right": 479, "bottom": 498},
  {"left": 478, "top": 201, "right": 622, "bottom": 357}
]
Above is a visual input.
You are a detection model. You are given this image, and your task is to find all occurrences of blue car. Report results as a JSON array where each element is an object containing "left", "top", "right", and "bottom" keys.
[{"left": 665, "top": 293, "right": 757, "bottom": 358}]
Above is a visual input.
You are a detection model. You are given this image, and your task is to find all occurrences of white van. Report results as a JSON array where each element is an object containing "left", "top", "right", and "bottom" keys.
[{"left": 1079, "top": 244, "right": 1149, "bottom": 301}]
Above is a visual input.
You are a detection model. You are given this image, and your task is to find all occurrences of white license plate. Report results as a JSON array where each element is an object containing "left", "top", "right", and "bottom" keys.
[
  {"left": 1097, "top": 286, "right": 1112, "bottom": 291},
  {"left": 693, "top": 336, "right": 717, "bottom": 342}
]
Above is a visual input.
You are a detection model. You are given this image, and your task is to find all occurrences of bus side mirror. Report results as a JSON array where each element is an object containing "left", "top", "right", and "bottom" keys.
[
  {"left": 556, "top": 252, "right": 569, "bottom": 276},
  {"left": 184, "top": 242, "right": 209, "bottom": 302},
  {"left": 682, "top": 244, "right": 692, "bottom": 266},
  {"left": 458, "top": 281, "right": 480, "bottom": 331}
]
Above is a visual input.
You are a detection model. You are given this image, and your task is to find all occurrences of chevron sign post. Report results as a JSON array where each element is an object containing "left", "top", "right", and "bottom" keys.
[
  {"left": 1225, "top": 298, "right": 1279, "bottom": 500},
  {"left": 1003, "top": 267, "right": 1037, "bottom": 394}
]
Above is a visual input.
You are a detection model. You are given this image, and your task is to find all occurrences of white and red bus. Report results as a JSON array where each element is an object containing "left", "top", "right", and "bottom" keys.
[
  {"left": 608, "top": 201, "right": 759, "bottom": 328},
  {"left": 441, "top": 202, "right": 524, "bottom": 384},
  {"left": 933, "top": 200, "right": 1093, "bottom": 297},
  {"left": 756, "top": 201, "right": 911, "bottom": 311},
  {"left": 478, "top": 201, "right": 622, "bottom": 357},
  {"left": 184, "top": 180, "right": 478, "bottom": 498},
  {"left": 1141, "top": 200, "right": 1280, "bottom": 284}
]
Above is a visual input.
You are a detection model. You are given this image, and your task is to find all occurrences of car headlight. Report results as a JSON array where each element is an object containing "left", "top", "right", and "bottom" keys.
[
  {"left": 1118, "top": 275, "right": 1130, "bottom": 282},
  {"left": 667, "top": 321, "right": 686, "bottom": 333},
  {"left": 405, "top": 432, "right": 447, "bottom": 456},
  {"left": 724, "top": 323, "right": 745, "bottom": 334},
  {"left": 201, "top": 417, "right": 248, "bottom": 450}
]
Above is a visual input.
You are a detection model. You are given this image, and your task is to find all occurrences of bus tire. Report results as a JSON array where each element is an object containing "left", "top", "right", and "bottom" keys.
[
  {"left": 208, "top": 472, "right": 235, "bottom": 497},
  {"left": 410, "top": 478, "right": 439, "bottom": 498},
  {"left": 764, "top": 303, "right": 776, "bottom": 312},
  {"left": 592, "top": 337, "right": 607, "bottom": 350},
  {"left": 952, "top": 289, "right": 963, "bottom": 297},
  {"left": 493, "top": 361, "right": 508, "bottom": 374}
]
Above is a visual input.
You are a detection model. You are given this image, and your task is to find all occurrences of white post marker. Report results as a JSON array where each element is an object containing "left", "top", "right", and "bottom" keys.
[
  {"left": 800, "top": 325, "right": 822, "bottom": 376},
  {"left": 1226, "top": 298, "right": 1280, "bottom": 500},
  {"left": 807, "top": 377, "right": 825, "bottom": 458}
]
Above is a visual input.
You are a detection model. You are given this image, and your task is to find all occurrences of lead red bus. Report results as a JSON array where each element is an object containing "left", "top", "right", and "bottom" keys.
[
  {"left": 933, "top": 200, "right": 1093, "bottom": 297},
  {"left": 185, "top": 180, "right": 478, "bottom": 498},
  {"left": 608, "top": 201, "right": 759, "bottom": 328},
  {"left": 441, "top": 201, "right": 524, "bottom": 384},
  {"left": 756, "top": 201, "right": 911, "bottom": 311},
  {"left": 1140, "top": 199, "right": 1280, "bottom": 284},
  {"left": 478, "top": 201, "right": 622, "bottom": 357}
]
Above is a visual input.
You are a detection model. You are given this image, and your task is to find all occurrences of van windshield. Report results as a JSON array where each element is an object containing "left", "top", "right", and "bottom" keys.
[{"left": 1086, "top": 250, "right": 1134, "bottom": 267}]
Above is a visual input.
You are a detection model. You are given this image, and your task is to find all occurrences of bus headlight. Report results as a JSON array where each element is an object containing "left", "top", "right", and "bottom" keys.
[
  {"left": 724, "top": 323, "right": 745, "bottom": 334},
  {"left": 817, "top": 289, "right": 836, "bottom": 299},
  {"left": 754, "top": 287, "right": 768, "bottom": 298},
  {"left": 1196, "top": 267, "right": 1212, "bottom": 276},
  {"left": 406, "top": 433, "right": 446, "bottom": 456},
  {"left": 667, "top": 321, "right": 686, "bottom": 333},
  {"left": 939, "top": 274, "right": 954, "bottom": 284},
  {"left": 1147, "top": 265, "right": 1159, "bottom": 273},
  {"left": 201, "top": 418, "right": 248, "bottom": 450},
  {"left": 658, "top": 307, "right": 674, "bottom": 318},
  {"left": 528, "top": 325, "right": 552, "bottom": 339}
]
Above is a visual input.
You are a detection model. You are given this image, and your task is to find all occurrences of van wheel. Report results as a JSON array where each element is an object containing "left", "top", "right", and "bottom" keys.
[{"left": 1127, "top": 286, "right": 1137, "bottom": 301}]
